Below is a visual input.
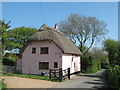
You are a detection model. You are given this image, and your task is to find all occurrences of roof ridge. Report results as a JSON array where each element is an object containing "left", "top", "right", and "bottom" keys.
[
  {"left": 49, "top": 29, "right": 66, "bottom": 37},
  {"left": 39, "top": 24, "right": 52, "bottom": 31},
  {"left": 29, "top": 24, "right": 82, "bottom": 55}
]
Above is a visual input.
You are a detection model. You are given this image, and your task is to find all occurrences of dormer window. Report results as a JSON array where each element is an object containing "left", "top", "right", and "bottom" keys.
[
  {"left": 40, "top": 47, "right": 48, "bottom": 54},
  {"left": 32, "top": 48, "right": 36, "bottom": 54}
]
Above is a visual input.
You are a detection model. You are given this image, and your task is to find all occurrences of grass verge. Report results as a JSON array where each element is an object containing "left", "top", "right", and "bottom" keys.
[{"left": 3, "top": 73, "right": 49, "bottom": 81}]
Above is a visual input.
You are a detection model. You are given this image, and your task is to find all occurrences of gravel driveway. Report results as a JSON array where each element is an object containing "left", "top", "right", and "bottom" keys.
[
  {"left": 2, "top": 76, "right": 58, "bottom": 88},
  {"left": 53, "top": 69, "right": 108, "bottom": 88}
]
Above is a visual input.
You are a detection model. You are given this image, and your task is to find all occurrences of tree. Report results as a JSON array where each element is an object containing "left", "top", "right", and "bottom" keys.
[
  {"left": 0, "top": 20, "right": 11, "bottom": 54},
  {"left": 6, "top": 26, "right": 38, "bottom": 55},
  {"left": 59, "top": 14, "right": 108, "bottom": 55},
  {"left": 90, "top": 47, "right": 109, "bottom": 68},
  {"left": 90, "top": 47, "right": 108, "bottom": 60},
  {"left": 103, "top": 39, "right": 119, "bottom": 66}
]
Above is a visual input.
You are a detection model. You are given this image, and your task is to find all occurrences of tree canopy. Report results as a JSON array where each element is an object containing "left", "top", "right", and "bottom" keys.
[
  {"left": 59, "top": 14, "right": 108, "bottom": 55},
  {"left": 1, "top": 20, "right": 11, "bottom": 54},
  {"left": 103, "top": 39, "right": 119, "bottom": 66},
  {"left": 6, "top": 26, "right": 38, "bottom": 54},
  {"left": 90, "top": 47, "right": 108, "bottom": 59}
]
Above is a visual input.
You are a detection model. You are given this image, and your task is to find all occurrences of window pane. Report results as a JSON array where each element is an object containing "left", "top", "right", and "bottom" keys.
[
  {"left": 32, "top": 48, "right": 36, "bottom": 54},
  {"left": 40, "top": 47, "right": 48, "bottom": 54},
  {"left": 54, "top": 62, "right": 58, "bottom": 68},
  {"left": 39, "top": 62, "right": 49, "bottom": 70},
  {"left": 74, "top": 62, "right": 75, "bottom": 68}
]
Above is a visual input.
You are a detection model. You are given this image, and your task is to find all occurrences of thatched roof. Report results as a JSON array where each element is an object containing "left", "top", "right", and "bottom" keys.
[{"left": 29, "top": 24, "right": 82, "bottom": 55}]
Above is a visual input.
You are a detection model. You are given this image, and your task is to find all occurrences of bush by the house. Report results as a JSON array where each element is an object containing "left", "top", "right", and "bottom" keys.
[{"left": 2, "top": 57, "right": 16, "bottom": 66}]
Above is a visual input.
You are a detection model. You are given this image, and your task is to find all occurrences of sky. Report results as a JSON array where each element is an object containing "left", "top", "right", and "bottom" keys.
[{"left": 2, "top": 2, "right": 118, "bottom": 48}]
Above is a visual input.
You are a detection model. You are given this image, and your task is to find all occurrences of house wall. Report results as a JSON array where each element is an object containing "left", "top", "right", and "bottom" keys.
[
  {"left": 16, "top": 58, "right": 22, "bottom": 71},
  {"left": 22, "top": 40, "right": 63, "bottom": 75},
  {"left": 62, "top": 54, "right": 81, "bottom": 74}
]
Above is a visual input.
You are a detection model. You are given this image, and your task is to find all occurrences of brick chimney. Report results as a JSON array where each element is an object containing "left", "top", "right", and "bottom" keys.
[{"left": 53, "top": 23, "right": 58, "bottom": 30}]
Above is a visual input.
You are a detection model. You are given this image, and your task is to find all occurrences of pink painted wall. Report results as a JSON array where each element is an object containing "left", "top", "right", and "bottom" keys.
[
  {"left": 22, "top": 40, "right": 63, "bottom": 74},
  {"left": 62, "top": 54, "right": 81, "bottom": 74},
  {"left": 17, "top": 40, "right": 81, "bottom": 75},
  {"left": 16, "top": 58, "right": 22, "bottom": 71}
]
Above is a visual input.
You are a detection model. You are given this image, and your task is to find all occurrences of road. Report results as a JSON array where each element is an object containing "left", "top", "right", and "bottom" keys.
[{"left": 53, "top": 69, "right": 108, "bottom": 88}]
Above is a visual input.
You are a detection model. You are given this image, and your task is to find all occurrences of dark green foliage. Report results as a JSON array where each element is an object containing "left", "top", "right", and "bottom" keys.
[
  {"left": 103, "top": 39, "right": 120, "bottom": 88},
  {"left": 90, "top": 47, "right": 109, "bottom": 69},
  {"left": 2, "top": 57, "right": 16, "bottom": 66},
  {"left": 107, "top": 65, "right": 120, "bottom": 88},
  {"left": 81, "top": 55, "right": 92, "bottom": 73},
  {"left": 6, "top": 26, "right": 38, "bottom": 54},
  {"left": 1, "top": 20, "right": 11, "bottom": 54},
  {"left": 101, "top": 56, "right": 109, "bottom": 69},
  {"left": 0, "top": 79, "right": 7, "bottom": 90},
  {"left": 81, "top": 47, "right": 108, "bottom": 73},
  {"left": 4, "top": 53, "right": 19, "bottom": 61},
  {"left": 81, "top": 55, "right": 101, "bottom": 73},
  {"left": 103, "top": 39, "right": 119, "bottom": 66}
]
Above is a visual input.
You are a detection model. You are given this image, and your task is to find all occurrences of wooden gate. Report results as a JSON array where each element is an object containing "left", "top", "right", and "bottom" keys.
[{"left": 49, "top": 68, "right": 70, "bottom": 82}]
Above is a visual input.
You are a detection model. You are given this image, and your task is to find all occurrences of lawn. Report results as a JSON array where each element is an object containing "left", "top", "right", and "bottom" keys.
[{"left": 3, "top": 73, "right": 49, "bottom": 81}]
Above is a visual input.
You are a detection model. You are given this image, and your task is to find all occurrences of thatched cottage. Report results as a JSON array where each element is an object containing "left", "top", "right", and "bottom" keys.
[{"left": 17, "top": 24, "right": 82, "bottom": 75}]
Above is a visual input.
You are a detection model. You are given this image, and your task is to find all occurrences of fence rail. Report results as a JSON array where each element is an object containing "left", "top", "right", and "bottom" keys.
[
  {"left": 49, "top": 68, "right": 70, "bottom": 82},
  {"left": 2, "top": 66, "right": 21, "bottom": 74}
]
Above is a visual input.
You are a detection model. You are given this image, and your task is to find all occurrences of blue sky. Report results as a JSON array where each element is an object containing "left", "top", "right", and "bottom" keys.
[{"left": 2, "top": 2, "right": 118, "bottom": 48}]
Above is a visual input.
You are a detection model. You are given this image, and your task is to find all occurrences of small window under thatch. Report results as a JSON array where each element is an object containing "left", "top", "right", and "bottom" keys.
[
  {"left": 40, "top": 47, "right": 48, "bottom": 54},
  {"left": 32, "top": 48, "right": 36, "bottom": 54}
]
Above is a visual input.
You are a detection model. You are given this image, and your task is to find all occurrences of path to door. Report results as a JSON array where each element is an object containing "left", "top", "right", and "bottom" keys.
[{"left": 53, "top": 69, "right": 108, "bottom": 88}]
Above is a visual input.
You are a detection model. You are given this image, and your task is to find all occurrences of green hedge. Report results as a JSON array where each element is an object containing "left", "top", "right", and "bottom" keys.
[
  {"left": 81, "top": 55, "right": 101, "bottom": 73},
  {"left": 90, "top": 59, "right": 101, "bottom": 73},
  {"left": 107, "top": 65, "right": 120, "bottom": 88}
]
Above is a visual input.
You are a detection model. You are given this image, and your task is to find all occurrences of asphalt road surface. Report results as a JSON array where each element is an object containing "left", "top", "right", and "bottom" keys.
[{"left": 53, "top": 69, "right": 108, "bottom": 88}]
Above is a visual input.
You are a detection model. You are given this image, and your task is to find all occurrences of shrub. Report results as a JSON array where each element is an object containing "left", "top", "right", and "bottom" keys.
[
  {"left": 103, "top": 39, "right": 119, "bottom": 66},
  {"left": 2, "top": 57, "right": 16, "bottom": 66},
  {"left": 4, "top": 53, "right": 19, "bottom": 61},
  {"left": 81, "top": 55, "right": 101, "bottom": 73},
  {"left": 107, "top": 65, "right": 120, "bottom": 88},
  {"left": 101, "top": 56, "right": 109, "bottom": 69},
  {"left": 90, "top": 59, "right": 101, "bottom": 73},
  {"left": 0, "top": 79, "right": 7, "bottom": 90}
]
